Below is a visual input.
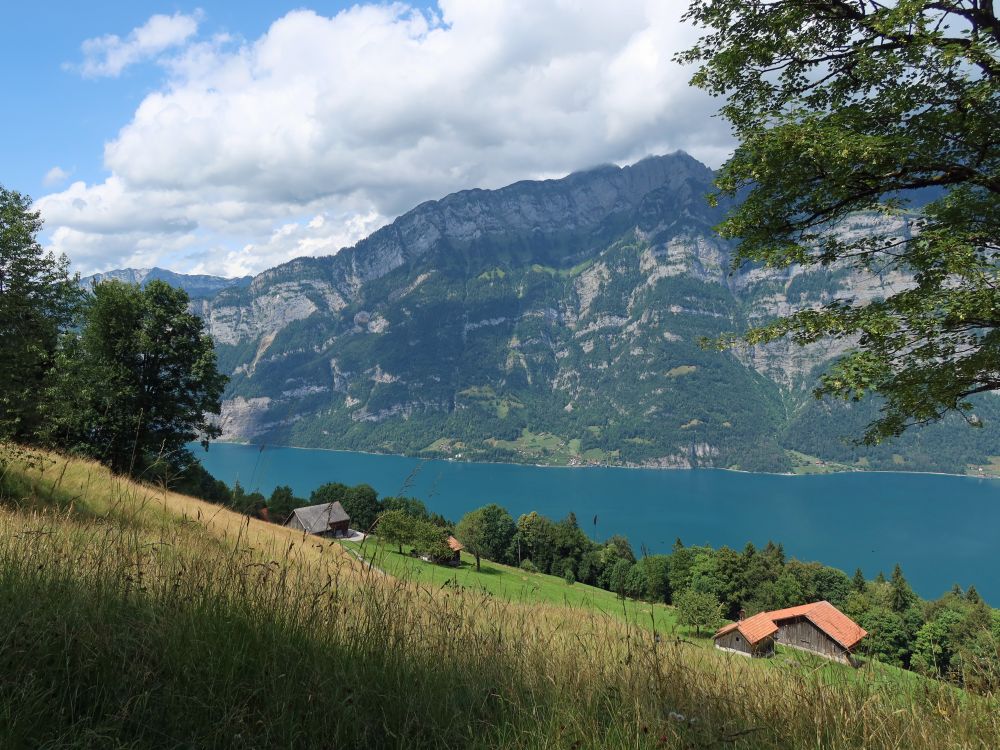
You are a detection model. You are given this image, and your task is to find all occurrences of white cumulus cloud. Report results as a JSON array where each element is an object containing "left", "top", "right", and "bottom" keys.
[
  {"left": 42, "top": 1, "right": 732, "bottom": 277},
  {"left": 43, "top": 166, "right": 71, "bottom": 186},
  {"left": 74, "top": 11, "right": 202, "bottom": 78}
]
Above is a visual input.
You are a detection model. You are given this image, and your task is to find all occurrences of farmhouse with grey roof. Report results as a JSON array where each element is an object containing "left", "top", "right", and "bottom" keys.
[{"left": 284, "top": 501, "right": 351, "bottom": 537}]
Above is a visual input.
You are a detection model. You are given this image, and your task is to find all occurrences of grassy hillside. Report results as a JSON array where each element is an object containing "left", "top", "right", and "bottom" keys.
[
  {"left": 344, "top": 538, "right": 679, "bottom": 631},
  {"left": 1, "top": 446, "right": 998, "bottom": 749}
]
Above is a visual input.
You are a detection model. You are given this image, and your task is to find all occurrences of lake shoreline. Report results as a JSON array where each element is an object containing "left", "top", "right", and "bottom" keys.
[{"left": 205, "top": 440, "right": 1000, "bottom": 482}]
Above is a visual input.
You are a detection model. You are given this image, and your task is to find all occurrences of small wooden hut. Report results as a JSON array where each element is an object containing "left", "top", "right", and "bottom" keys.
[
  {"left": 713, "top": 601, "right": 867, "bottom": 665},
  {"left": 445, "top": 535, "right": 464, "bottom": 565},
  {"left": 284, "top": 501, "right": 351, "bottom": 537}
]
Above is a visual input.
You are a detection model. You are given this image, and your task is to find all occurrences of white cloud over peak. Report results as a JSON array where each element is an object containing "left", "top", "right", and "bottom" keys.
[
  {"left": 75, "top": 11, "right": 202, "bottom": 78},
  {"left": 42, "top": 1, "right": 732, "bottom": 277}
]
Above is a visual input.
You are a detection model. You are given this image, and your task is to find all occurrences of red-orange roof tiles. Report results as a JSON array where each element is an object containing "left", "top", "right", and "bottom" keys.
[
  {"left": 713, "top": 601, "right": 867, "bottom": 650},
  {"left": 447, "top": 535, "right": 464, "bottom": 552}
]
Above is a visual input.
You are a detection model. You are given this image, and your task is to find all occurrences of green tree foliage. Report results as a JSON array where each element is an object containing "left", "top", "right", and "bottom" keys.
[
  {"left": 890, "top": 563, "right": 918, "bottom": 612},
  {"left": 409, "top": 518, "right": 453, "bottom": 562},
  {"left": 675, "top": 589, "right": 724, "bottom": 636},
  {"left": 681, "top": 0, "right": 1000, "bottom": 442},
  {"left": 267, "top": 485, "right": 306, "bottom": 524},
  {"left": 603, "top": 535, "right": 636, "bottom": 564},
  {"left": 0, "top": 186, "right": 81, "bottom": 440},
  {"left": 912, "top": 610, "right": 966, "bottom": 678},
  {"left": 519, "top": 558, "right": 539, "bottom": 573},
  {"left": 380, "top": 496, "right": 425, "bottom": 517},
  {"left": 168, "top": 459, "right": 233, "bottom": 507},
  {"left": 667, "top": 540, "right": 696, "bottom": 596},
  {"left": 44, "top": 280, "right": 225, "bottom": 475},
  {"left": 516, "top": 511, "right": 558, "bottom": 572},
  {"left": 624, "top": 563, "right": 649, "bottom": 600},
  {"left": 853, "top": 568, "right": 868, "bottom": 593},
  {"left": 856, "top": 607, "right": 913, "bottom": 668},
  {"left": 229, "top": 481, "right": 266, "bottom": 517},
  {"left": 310, "top": 482, "right": 380, "bottom": 532},
  {"left": 454, "top": 504, "right": 515, "bottom": 571},
  {"left": 376, "top": 509, "right": 415, "bottom": 554},
  {"left": 606, "top": 559, "right": 633, "bottom": 600},
  {"left": 638, "top": 555, "right": 671, "bottom": 603},
  {"left": 563, "top": 566, "right": 576, "bottom": 586}
]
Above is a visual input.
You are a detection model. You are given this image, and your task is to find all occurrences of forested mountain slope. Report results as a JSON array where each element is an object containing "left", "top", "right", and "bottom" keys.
[{"left": 179, "top": 153, "right": 997, "bottom": 473}]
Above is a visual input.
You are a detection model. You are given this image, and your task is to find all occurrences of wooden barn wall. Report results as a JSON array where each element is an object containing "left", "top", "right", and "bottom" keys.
[
  {"left": 775, "top": 617, "right": 848, "bottom": 662},
  {"left": 715, "top": 631, "right": 752, "bottom": 655}
]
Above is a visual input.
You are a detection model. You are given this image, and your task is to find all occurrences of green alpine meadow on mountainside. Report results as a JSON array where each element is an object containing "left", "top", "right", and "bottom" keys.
[{"left": 192, "top": 154, "right": 1000, "bottom": 474}]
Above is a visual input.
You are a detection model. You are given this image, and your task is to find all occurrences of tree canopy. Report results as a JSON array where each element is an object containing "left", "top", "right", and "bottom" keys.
[
  {"left": 680, "top": 0, "right": 999, "bottom": 442},
  {"left": 674, "top": 589, "right": 724, "bottom": 636},
  {"left": 44, "top": 280, "right": 227, "bottom": 474},
  {"left": 0, "top": 186, "right": 81, "bottom": 440},
  {"left": 376, "top": 509, "right": 415, "bottom": 554},
  {"left": 454, "top": 504, "right": 515, "bottom": 571}
]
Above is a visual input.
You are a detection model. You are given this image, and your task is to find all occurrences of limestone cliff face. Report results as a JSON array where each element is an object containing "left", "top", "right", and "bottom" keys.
[
  {"left": 734, "top": 214, "right": 915, "bottom": 387},
  {"left": 180, "top": 153, "right": 954, "bottom": 470},
  {"left": 205, "top": 153, "right": 721, "bottom": 346}
]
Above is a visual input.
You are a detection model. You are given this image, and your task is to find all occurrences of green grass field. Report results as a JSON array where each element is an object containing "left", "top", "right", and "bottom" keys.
[{"left": 344, "top": 538, "right": 680, "bottom": 632}]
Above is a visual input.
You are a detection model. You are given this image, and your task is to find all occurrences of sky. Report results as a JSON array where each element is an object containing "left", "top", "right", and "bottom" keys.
[{"left": 2, "top": 1, "right": 733, "bottom": 278}]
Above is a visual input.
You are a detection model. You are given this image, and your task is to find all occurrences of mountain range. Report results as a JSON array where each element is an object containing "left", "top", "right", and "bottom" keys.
[
  {"left": 94, "top": 153, "right": 1000, "bottom": 474},
  {"left": 80, "top": 267, "right": 252, "bottom": 299}
]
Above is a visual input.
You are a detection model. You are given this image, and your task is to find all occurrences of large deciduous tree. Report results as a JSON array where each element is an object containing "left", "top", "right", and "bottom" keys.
[
  {"left": 454, "top": 504, "right": 515, "bottom": 571},
  {"left": 46, "top": 279, "right": 226, "bottom": 474},
  {"left": 376, "top": 508, "right": 416, "bottom": 554},
  {"left": 674, "top": 589, "right": 724, "bottom": 637},
  {"left": 679, "top": 0, "right": 999, "bottom": 442},
  {"left": 0, "top": 186, "right": 81, "bottom": 440}
]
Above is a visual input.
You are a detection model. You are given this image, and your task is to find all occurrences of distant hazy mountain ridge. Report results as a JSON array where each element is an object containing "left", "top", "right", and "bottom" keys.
[
  {"left": 80, "top": 267, "right": 252, "bottom": 298},
  {"left": 96, "top": 153, "right": 1000, "bottom": 474}
]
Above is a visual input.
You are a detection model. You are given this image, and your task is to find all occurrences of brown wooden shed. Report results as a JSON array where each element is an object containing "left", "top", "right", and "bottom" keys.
[
  {"left": 713, "top": 601, "right": 867, "bottom": 665},
  {"left": 445, "top": 535, "right": 464, "bottom": 565}
]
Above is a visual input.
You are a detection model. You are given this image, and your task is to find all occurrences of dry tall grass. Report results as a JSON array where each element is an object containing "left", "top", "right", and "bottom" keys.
[{"left": 1, "top": 446, "right": 998, "bottom": 749}]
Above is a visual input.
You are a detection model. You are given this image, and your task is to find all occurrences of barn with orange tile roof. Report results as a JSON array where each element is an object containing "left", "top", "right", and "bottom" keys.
[{"left": 713, "top": 601, "right": 867, "bottom": 665}]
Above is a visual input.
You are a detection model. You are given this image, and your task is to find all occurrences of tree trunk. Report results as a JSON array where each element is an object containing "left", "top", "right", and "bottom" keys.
[{"left": 475, "top": 553, "right": 481, "bottom": 571}]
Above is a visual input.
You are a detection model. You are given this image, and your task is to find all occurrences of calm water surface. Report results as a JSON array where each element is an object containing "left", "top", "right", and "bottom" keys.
[{"left": 197, "top": 442, "right": 1000, "bottom": 604}]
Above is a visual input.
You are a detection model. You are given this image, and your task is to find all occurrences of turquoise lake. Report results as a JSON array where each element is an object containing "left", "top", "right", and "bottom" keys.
[{"left": 197, "top": 442, "right": 1000, "bottom": 604}]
